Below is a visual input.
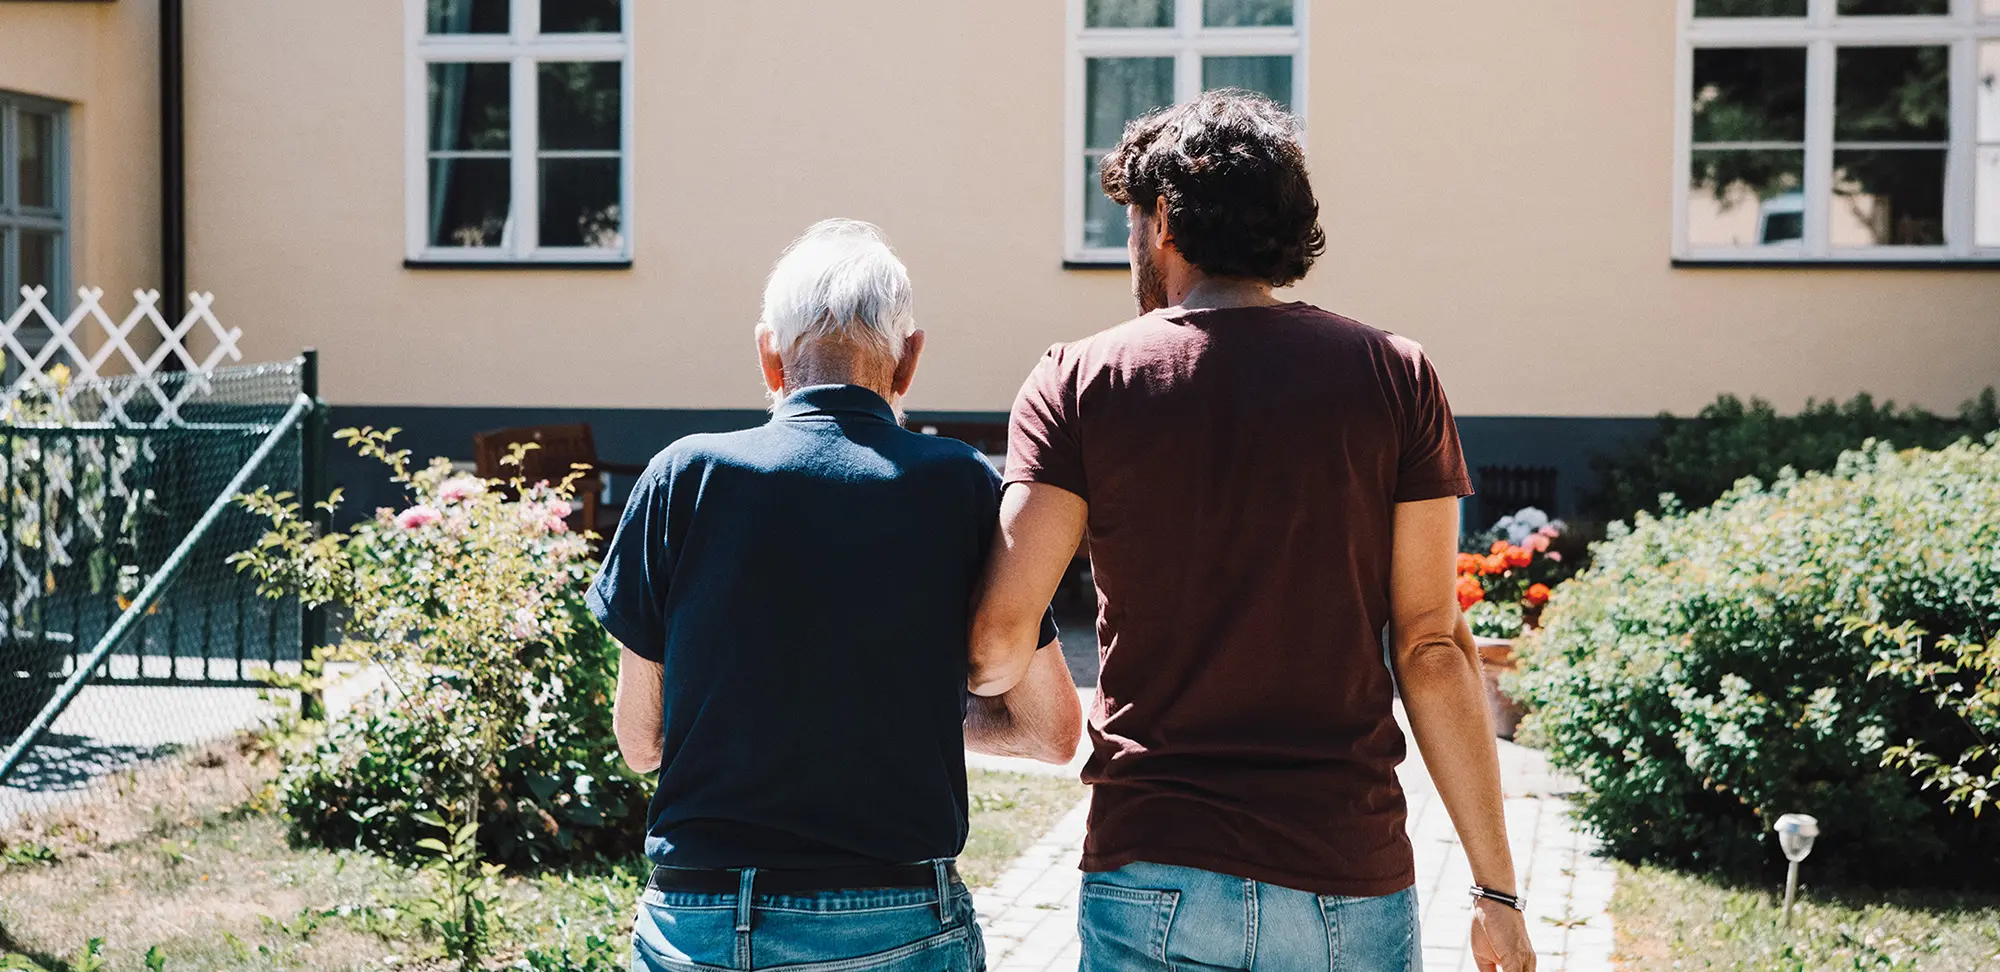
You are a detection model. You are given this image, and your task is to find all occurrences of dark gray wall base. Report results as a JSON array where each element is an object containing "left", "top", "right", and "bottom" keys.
[{"left": 323, "top": 405, "right": 1661, "bottom": 526}]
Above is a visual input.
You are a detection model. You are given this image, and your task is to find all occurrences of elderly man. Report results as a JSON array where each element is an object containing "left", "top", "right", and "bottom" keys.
[
  {"left": 590, "top": 219, "right": 1081, "bottom": 972},
  {"left": 970, "top": 92, "right": 1537, "bottom": 972}
]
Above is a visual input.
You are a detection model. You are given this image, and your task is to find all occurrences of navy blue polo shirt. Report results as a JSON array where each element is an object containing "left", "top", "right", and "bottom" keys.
[{"left": 586, "top": 384, "right": 1056, "bottom": 869}]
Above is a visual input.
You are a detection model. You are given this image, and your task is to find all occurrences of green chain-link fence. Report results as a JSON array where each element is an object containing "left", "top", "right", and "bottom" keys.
[{"left": 0, "top": 357, "right": 319, "bottom": 825}]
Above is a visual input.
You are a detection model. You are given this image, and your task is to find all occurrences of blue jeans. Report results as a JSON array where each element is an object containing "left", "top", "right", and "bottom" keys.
[
  {"left": 632, "top": 863, "right": 985, "bottom": 972},
  {"left": 1079, "top": 862, "right": 1420, "bottom": 972}
]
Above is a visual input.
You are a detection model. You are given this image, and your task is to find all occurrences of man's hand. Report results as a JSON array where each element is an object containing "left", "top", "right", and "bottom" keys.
[
  {"left": 965, "top": 637, "right": 1083, "bottom": 763},
  {"left": 970, "top": 483, "right": 1087, "bottom": 696},
  {"left": 1472, "top": 900, "right": 1537, "bottom": 972}
]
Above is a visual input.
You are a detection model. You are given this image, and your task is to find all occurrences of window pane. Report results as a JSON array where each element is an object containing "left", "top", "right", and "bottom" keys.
[
  {"left": 539, "top": 62, "right": 621, "bottom": 151},
  {"left": 1836, "top": 47, "right": 1948, "bottom": 142},
  {"left": 1083, "top": 154, "right": 1128, "bottom": 250},
  {"left": 1204, "top": 0, "right": 1293, "bottom": 27},
  {"left": 1694, "top": 0, "right": 1807, "bottom": 15},
  {"left": 427, "top": 0, "right": 508, "bottom": 34},
  {"left": 1838, "top": 0, "right": 1948, "bottom": 14},
  {"left": 540, "top": 158, "right": 622, "bottom": 248},
  {"left": 16, "top": 111, "right": 56, "bottom": 210},
  {"left": 541, "top": 0, "right": 620, "bottom": 33},
  {"left": 1687, "top": 150, "right": 1804, "bottom": 248},
  {"left": 1691, "top": 48, "right": 1807, "bottom": 144},
  {"left": 429, "top": 63, "right": 511, "bottom": 152},
  {"left": 1980, "top": 41, "right": 1999, "bottom": 142},
  {"left": 1086, "top": 0, "right": 1172, "bottom": 28},
  {"left": 19, "top": 230, "right": 58, "bottom": 297},
  {"left": 1086, "top": 57, "right": 1175, "bottom": 149},
  {"left": 1978, "top": 147, "right": 2000, "bottom": 248},
  {"left": 428, "top": 157, "right": 511, "bottom": 248},
  {"left": 1203, "top": 56, "right": 1292, "bottom": 109},
  {"left": 1832, "top": 149, "right": 1945, "bottom": 246}
]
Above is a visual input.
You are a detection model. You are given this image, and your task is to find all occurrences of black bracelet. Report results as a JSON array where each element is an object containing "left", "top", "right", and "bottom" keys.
[{"left": 1469, "top": 886, "right": 1525, "bottom": 911}]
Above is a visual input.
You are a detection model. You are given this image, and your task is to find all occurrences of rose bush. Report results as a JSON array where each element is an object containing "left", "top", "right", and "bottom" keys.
[
  {"left": 231, "top": 428, "right": 647, "bottom": 867},
  {"left": 1513, "top": 437, "right": 2000, "bottom": 885}
]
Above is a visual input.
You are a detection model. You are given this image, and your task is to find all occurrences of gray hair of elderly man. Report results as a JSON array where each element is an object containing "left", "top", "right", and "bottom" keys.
[{"left": 758, "top": 219, "right": 917, "bottom": 370}]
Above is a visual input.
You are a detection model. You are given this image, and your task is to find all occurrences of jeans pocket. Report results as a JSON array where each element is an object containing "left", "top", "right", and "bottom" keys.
[
  {"left": 1078, "top": 883, "right": 1181, "bottom": 972},
  {"left": 1318, "top": 887, "right": 1419, "bottom": 972}
]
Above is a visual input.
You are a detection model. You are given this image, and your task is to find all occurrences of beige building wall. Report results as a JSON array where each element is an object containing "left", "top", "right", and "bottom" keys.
[
  {"left": 0, "top": 1, "right": 161, "bottom": 327},
  {"left": 10, "top": 1, "right": 1997, "bottom": 417}
]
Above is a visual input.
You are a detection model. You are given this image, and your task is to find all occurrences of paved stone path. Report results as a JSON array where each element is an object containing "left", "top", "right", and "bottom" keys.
[{"left": 972, "top": 703, "right": 1616, "bottom": 972}]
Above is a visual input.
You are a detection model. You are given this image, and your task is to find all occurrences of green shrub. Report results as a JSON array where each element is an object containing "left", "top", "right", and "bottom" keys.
[
  {"left": 1584, "top": 390, "right": 1999, "bottom": 523},
  {"left": 1514, "top": 437, "right": 2000, "bottom": 886},
  {"left": 234, "top": 429, "right": 648, "bottom": 869}
]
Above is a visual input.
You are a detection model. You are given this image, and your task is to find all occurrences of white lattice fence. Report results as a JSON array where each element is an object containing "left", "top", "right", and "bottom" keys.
[{"left": 3, "top": 286, "right": 243, "bottom": 427}]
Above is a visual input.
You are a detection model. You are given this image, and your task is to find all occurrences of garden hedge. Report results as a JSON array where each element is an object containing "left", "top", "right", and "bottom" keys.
[{"left": 1514, "top": 437, "right": 2000, "bottom": 886}]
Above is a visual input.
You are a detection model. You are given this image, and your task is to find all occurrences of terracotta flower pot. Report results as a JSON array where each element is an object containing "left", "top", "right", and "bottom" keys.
[{"left": 1474, "top": 636, "right": 1525, "bottom": 739}]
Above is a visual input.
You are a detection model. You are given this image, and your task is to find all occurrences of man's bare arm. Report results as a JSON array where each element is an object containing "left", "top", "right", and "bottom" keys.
[
  {"left": 969, "top": 483, "right": 1087, "bottom": 697},
  {"left": 612, "top": 645, "right": 665, "bottom": 774},
  {"left": 1389, "top": 498, "right": 1535, "bottom": 972},
  {"left": 965, "top": 637, "right": 1083, "bottom": 763}
]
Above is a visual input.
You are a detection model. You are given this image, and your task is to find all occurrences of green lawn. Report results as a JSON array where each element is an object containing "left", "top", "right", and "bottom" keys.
[
  {"left": 1612, "top": 862, "right": 2000, "bottom": 971},
  {"left": 0, "top": 741, "right": 1085, "bottom": 971}
]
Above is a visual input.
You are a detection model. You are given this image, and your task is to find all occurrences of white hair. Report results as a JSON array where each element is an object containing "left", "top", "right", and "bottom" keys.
[{"left": 759, "top": 219, "right": 916, "bottom": 362}]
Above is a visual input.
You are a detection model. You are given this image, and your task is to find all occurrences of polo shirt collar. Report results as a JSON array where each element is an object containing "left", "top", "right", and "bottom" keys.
[{"left": 773, "top": 384, "right": 898, "bottom": 425}]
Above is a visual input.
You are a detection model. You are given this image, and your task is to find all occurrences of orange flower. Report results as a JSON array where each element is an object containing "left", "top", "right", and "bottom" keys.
[
  {"left": 1524, "top": 583, "right": 1553, "bottom": 607},
  {"left": 1481, "top": 553, "right": 1508, "bottom": 575},
  {"left": 1490, "top": 539, "right": 1511, "bottom": 555},
  {"left": 1504, "top": 545, "right": 1533, "bottom": 569},
  {"left": 1456, "top": 575, "right": 1486, "bottom": 610},
  {"left": 1455, "top": 552, "right": 1483, "bottom": 576}
]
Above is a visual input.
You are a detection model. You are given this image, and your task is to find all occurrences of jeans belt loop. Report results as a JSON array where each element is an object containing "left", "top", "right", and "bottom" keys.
[
  {"left": 735, "top": 867, "right": 756, "bottom": 934},
  {"left": 933, "top": 859, "right": 951, "bottom": 927}
]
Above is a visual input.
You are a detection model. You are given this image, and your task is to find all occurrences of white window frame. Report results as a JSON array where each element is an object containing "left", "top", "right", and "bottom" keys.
[
  {"left": 0, "top": 91, "right": 71, "bottom": 324},
  {"left": 404, "top": 0, "right": 635, "bottom": 265},
  {"left": 1065, "top": 0, "right": 1309, "bottom": 265},
  {"left": 1674, "top": 0, "right": 2000, "bottom": 263}
]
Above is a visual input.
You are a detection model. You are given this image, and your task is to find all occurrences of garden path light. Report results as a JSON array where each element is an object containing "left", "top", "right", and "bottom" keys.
[{"left": 1773, "top": 813, "right": 1818, "bottom": 926}]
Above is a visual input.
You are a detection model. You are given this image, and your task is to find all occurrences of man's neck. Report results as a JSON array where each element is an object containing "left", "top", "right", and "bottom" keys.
[{"left": 1170, "top": 274, "right": 1281, "bottom": 312}]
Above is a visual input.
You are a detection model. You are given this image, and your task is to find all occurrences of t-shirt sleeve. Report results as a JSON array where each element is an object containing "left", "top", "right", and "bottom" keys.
[
  {"left": 1395, "top": 348, "right": 1476, "bottom": 504},
  {"left": 585, "top": 458, "right": 675, "bottom": 662},
  {"left": 1004, "top": 346, "right": 1087, "bottom": 501}
]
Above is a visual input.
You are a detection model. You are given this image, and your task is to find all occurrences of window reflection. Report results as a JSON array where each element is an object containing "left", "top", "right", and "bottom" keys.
[
  {"left": 1086, "top": 0, "right": 1173, "bottom": 28},
  {"left": 541, "top": 0, "right": 619, "bottom": 34},
  {"left": 1694, "top": 0, "right": 1806, "bottom": 16},
  {"left": 1083, "top": 57, "right": 1174, "bottom": 250},
  {"left": 427, "top": 0, "right": 507, "bottom": 34},
  {"left": 1689, "top": 151, "right": 1805, "bottom": 248},
  {"left": 429, "top": 63, "right": 510, "bottom": 152},
  {"left": 538, "top": 62, "right": 621, "bottom": 150},
  {"left": 1838, "top": 0, "right": 1948, "bottom": 15},
  {"left": 1832, "top": 46, "right": 1948, "bottom": 246},
  {"left": 17, "top": 111, "right": 54, "bottom": 210},
  {"left": 1203, "top": 56, "right": 1292, "bottom": 109},
  {"left": 429, "top": 158, "right": 511, "bottom": 248},
  {"left": 1204, "top": 0, "right": 1293, "bottom": 27},
  {"left": 540, "top": 159, "right": 621, "bottom": 248}
]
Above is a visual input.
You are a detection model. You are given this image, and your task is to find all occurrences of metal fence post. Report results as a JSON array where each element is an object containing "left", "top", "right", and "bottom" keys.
[{"left": 299, "top": 349, "right": 329, "bottom": 721}]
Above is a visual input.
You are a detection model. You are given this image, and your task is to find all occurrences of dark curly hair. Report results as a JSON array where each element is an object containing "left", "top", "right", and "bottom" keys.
[{"left": 1099, "top": 90, "right": 1325, "bottom": 287}]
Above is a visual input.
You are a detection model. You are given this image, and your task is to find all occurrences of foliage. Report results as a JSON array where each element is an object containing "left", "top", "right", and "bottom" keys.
[
  {"left": 230, "top": 428, "right": 647, "bottom": 872},
  {"left": 1514, "top": 438, "right": 2000, "bottom": 885},
  {"left": 410, "top": 807, "right": 506, "bottom": 969},
  {"left": 1585, "top": 390, "right": 2000, "bottom": 524},
  {"left": 1466, "top": 601, "right": 1526, "bottom": 641}
]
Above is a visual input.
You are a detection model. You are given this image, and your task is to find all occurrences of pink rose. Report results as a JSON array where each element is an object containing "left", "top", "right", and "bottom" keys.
[
  {"left": 1539, "top": 524, "right": 1561, "bottom": 538},
  {"left": 1546, "top": 551, "right": 1563, "bottom": 562},
  {"left": 544, "top": 514, "right": 570, "bottom": 534},
  {"left": 1525, "top": 533, "right": 1551, "bottom": 553},
  {"left": 438, "top": 475, "right": 485, "bottom": 504},
  {"left": 546, "top": 498, "right": 573, "bottom": 519},
  {"left": 395, "top": 505, "right": 442, "bottom": 530}
]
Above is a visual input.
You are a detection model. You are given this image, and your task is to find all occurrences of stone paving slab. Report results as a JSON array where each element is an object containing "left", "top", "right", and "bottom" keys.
[{"left": 973, "top": 702, "right": 1616, "bottom": 972}]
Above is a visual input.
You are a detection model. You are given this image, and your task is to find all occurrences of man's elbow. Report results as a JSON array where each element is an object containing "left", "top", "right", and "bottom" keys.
[
  {"left": 968, "top": 614, "right": 1040, "bottom": 697},
  {"left": 1032, "top": 707, "right": 1084, "bottom": 765},
  {"left": 1394, "top": 634, "right": 1478, "bottom": 693},
  {"left": 619, "top": 741, "right": 662, "bottom": 775}
]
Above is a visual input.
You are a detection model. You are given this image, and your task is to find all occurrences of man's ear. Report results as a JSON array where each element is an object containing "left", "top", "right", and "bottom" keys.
[
  {"left": 891, "top": 329, "right": 926, "bottom": 398},
  {"left": 755, "top": 326, "right": 786, "bottom": 395},
  {"left": 1150, "top": 197, "right": 1173, "bottom": 252}
]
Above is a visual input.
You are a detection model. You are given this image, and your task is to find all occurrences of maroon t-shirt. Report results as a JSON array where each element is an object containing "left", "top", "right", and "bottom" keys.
[{"left": 1005, "top": 302, "right": 1473, "bottom": 897}]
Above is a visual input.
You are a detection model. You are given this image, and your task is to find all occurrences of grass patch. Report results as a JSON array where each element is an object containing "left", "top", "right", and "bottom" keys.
[
  {"left": 0, "top": 744, "right": 1083, "bottom": 969},
  {"left": 1613, "top": 862, "right": 2000, "bottom": 971}
]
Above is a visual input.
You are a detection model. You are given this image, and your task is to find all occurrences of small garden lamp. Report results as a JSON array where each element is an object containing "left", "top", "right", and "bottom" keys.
[{"left": 1773, "top": 813, "right": 1818, "bottom": 925}]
